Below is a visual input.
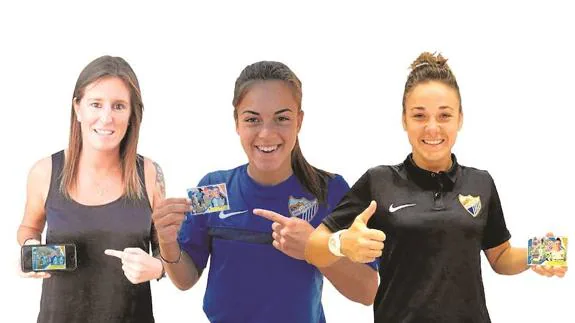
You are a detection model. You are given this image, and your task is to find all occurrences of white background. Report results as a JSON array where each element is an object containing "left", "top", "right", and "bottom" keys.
[{"left": 1, "top": 1, "right": 574, "bottom": 322}]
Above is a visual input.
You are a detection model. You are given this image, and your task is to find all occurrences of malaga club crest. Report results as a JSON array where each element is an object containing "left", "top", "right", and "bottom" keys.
[
  {"left": 288, "top": 196, "right": 319, "bottom": 222},
  {"left": 458, "top": 194, "right": 482, "bottom": 217}
]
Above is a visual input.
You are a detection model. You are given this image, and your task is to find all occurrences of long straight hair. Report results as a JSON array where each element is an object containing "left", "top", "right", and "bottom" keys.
[
  {"left": 232, "top": 61, "right": 332, "bottom": 204},
  {"left": 60, "top": 55, "right": 144, "bottom": 200}
]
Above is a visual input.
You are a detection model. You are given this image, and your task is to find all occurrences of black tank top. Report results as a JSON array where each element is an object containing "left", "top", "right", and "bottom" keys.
[{"left": 38, "top": 150, "right": 156, "bottom": 323}]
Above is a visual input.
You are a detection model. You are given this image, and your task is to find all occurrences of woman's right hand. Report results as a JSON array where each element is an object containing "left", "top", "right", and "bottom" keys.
[
  {"left": 18, "top": 239, "right": 51, "bottom": 279},
  {"left": 152, "top": 198, "right": 192, "bottom": 244},
  {"left": 340, "top": 201, "right": 386, "bottom": 263}
]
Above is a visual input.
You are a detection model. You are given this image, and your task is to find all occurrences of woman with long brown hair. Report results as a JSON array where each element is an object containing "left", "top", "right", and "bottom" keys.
[{"left": 17, "top": 55, "right": 165, "bottom": 323}]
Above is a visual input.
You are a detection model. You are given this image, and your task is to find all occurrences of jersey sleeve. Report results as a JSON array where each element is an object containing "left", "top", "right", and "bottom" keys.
[
  {"left": 326, "top": 174, "right": 351, "bottom": 214},
  {"left": 481, "top": 174, "right": 512, "bottom": 250},
  {"left": 323, "top": 170, "right": 372, "bottom": 232},
  {"left": 178, "top": 173, "right": 212, "bottom": 273}
]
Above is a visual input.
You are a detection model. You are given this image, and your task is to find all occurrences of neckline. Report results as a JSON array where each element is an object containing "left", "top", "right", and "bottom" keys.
[
  {"left": 58, "top": 150, "right": 132, "bottom": 208},
  {"left": 403, "top": 153, "right": 459, "bottom": 191},
  {"left": 241, "top": 164, "right": 299, "bottom": 199},
  {"left": 67, "top": 192, "right": 126, "bottom": 208}
]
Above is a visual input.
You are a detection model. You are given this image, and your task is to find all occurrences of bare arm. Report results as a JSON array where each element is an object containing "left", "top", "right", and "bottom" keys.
[
  {"left": 309, "top": 224, "right": 379, "bottom": 305},
  {"left": 150, "top": 161, "right": 201, "bottom": 290},
  {"left": 17, "top": 157, "right": 51, "bottom": 245},
  {"left": 17, "top": 157, "right": 51, "bottom": 279},
  {"left": 159, "top": 248, "right": 201, "bottom": 290},
  {"left": 484, "top": 241, "right": 529, "bottom": 275},
  {"left": 320, "top": 258, "right": 378, "bottom": 305},
  {"left": 145, "top": 158, "right": 163, "bottom": 260}
]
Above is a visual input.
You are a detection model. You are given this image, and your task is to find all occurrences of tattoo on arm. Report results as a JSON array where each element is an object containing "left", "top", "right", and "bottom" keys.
[{"left": 153, "top": 161, "right": 166, "bottom": 197}]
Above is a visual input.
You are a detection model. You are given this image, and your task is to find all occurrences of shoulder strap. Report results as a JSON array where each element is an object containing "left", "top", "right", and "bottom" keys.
[{"left": 45, "top": 150, "right": 65, "bottom": 206}]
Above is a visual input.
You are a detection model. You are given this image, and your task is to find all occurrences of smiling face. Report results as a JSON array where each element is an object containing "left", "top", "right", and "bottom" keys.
[
  {"left": 403, "top": 81, "right": 462, "bottom": 172},
  {"left": 235, "top": 80, "right": 303, "bottom": 184},
  {"left": 553, "top": 239, "right": 562, "bottom": 251},
  {"left": 73, "top": 76, "right": 131, "bottom": 153}
]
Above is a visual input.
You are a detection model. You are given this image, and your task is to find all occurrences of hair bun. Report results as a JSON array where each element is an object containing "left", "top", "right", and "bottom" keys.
[{"left": 410, "top": 52, "right": 449, "bottom": 70}]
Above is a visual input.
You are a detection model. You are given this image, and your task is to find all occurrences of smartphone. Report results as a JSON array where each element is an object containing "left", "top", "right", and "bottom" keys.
[{"left": 21, "top": 244, "right": 77, "bottom": 272}]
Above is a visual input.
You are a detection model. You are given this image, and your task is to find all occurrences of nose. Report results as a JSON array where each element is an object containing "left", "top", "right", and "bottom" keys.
[
  {"left": 99, "top": 105, "right": 113, "bottom": 124},
  {"left": 425, "top": 118, "right": 440, "bottom": 134},
  {"left": 257, "top": 121, "right": 276, "bottom": 138}
]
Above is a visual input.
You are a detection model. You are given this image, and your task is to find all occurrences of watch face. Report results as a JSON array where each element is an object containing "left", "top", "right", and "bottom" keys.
[
  {"left": 328, "top": 234, "right": 340, "bottom": 254},
  {"left": 329, "top": 237, "right": 336, "bottom": 249}
]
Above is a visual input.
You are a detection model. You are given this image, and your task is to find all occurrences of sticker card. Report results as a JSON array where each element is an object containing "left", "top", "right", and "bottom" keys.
[
  {"left": 186, "top": 183, "right": 230, "bottom": 215},
  {"left": 528, "top": 236, "right": 568, "bottom": 267}
]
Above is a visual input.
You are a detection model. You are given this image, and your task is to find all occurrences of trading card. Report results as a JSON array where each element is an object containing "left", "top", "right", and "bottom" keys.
[
  {"left": 528, "top": 236, "right": 567, "bottom": 267},
  {"left": 528, "top": 236, "right": 546, "bottom": 265},
  {"left": 187, "top": 183, "right": 230, "bottom": 215}
]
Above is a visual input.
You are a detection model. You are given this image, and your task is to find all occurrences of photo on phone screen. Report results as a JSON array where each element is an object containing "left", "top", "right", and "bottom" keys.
[
  {"left": 33, "top": 245, "right": 66, "bottom": 270},
  {"left": 21, "top": 244, "right": 77, "bottom": 272}
]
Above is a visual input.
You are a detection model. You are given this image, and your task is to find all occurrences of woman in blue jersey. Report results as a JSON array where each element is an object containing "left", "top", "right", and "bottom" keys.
[{"left": 153, "top": 61, "right": 378, "bottom": 322}]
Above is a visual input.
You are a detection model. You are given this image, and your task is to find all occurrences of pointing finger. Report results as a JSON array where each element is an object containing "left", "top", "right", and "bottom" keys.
[
  {"left": 253, "top": 209, "right": 290, "bottom": 226},
  {"left": 123, "top": 248, "right": 146, "bottom": 255},
  {"left": 104, "top": 249, "right": 125, "bottom": 260}
]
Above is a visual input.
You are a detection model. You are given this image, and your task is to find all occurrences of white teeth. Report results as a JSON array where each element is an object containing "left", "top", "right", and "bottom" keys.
[
  {"left": 257, "top": 145, "right": 278, "bottom": 152},
  {"left": 423, "top": 139, "right": 444, "bottom": 145},
  {"left": 94, "top": 129, "right": 114, "bottom": 135}
]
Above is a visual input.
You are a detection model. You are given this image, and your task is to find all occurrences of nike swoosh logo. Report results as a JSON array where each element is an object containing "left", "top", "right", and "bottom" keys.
[
  {"left": 219, "top": 210, "right": 248, "bottom": 219},
  {"left": 389, "top": 203, "right": 416, "bottom": 213}
]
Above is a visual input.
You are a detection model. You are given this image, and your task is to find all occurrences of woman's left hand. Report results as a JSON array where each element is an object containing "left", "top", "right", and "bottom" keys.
[
  {"left": 253, "top": 209, "right": 314, "bottom": 260},
  {"left": 105, "top": 248, "right": 163, "bottom": 284},
  {"left": 531, "top": 264, "right": 567, "bottom": 277}
]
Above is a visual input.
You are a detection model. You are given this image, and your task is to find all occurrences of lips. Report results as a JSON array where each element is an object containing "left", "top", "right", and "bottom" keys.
[
  {"left": 255, "top": 144, "right": 280, "bottom": 153},
  {"left": 422, "top": 139, "right": 444, "bottom": 145},
  {"left": 93, "top": 129, "right": 115, "bottom": 135}
]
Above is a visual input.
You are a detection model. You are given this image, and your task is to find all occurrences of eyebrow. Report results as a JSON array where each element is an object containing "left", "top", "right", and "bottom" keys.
[
  {"left": 410, "top": 105, "right": 454, "bottom": 111},
  {"left": 86, "top": 97, "right": 130, "bottom": 105},
  {"left": 241, "top": 108, "right": 294, "bottom": 116}
]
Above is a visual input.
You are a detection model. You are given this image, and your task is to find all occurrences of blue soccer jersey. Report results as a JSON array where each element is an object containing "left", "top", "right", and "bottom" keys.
[{"left": 178, "top": 164, "right": 351, "bottom": 323}]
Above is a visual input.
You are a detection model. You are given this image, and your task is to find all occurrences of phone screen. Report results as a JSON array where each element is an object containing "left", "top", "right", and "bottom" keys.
[{"left": 31, "top": 245, "right": 67, "bottom": 271}]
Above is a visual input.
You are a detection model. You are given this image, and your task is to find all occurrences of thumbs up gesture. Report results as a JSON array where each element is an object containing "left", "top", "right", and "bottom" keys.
[{"left": 340, "top": 201, "right": 386, "bottom": 263}]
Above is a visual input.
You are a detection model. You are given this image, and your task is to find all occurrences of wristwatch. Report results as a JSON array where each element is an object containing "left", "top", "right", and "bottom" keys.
[{"left": 328, "top": 229, "right": 347, "bottom": 257}]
